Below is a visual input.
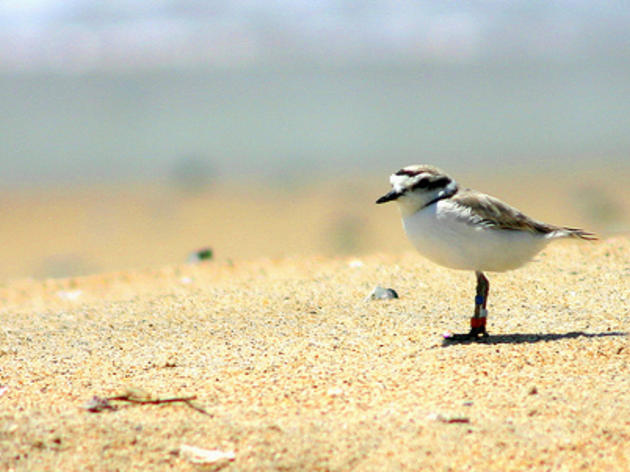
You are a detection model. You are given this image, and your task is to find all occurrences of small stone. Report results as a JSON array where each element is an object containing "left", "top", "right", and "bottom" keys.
[
  {"left": 366, "top": 286, "right": 399, "bottom": 301},
  {"left": 187, "top": 247, "right": 213, "bottom": 263},
  {"left": 427, "top": 413, "right": 470, "bottom": 424},
  {"left": 327, "top": 387, "right": 343, "bottom": 397},
  {"left": 82, "top": 396, "right": 117, "bottom": 413},
  {"left": 528, "top": 386, "right": 538, "bottom": 395},
  {"left": 179, "top": 445, "right": 235, "bottom": 465},
  {"left": 56, "top": 290, "right": 82, "bottom": 301}
]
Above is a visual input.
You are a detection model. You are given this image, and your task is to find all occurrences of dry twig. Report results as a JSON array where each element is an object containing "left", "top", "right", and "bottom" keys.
[{"left": 83, "top": 388, "right": 211, "bottom": 416}]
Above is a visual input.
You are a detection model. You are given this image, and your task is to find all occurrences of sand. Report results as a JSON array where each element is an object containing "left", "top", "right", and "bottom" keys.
[{"left": 1, "top": 238, "right": 628, "bottom": 471}]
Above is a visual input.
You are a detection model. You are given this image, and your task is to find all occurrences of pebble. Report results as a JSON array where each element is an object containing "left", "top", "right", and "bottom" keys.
[
  {"left": 56, "top": 290, "right": 83, "bottom": 301},
  {"left": 327, "top": 387, "right": 344, "bottom": 397},
  {"left": 187, "top": 247, "right": 213, "bottom": 263},
  {"left": 179, "top": 445, "right": 235, "bottom": 465},
  {"left": 366, "top": 285, "right": 399, "bottom": 301},
  {"left": 82, "top": 396, "right": 116, "bottom": 413},
  {"left": 427, "top": 413, "right": 470, "bottom": 424}
]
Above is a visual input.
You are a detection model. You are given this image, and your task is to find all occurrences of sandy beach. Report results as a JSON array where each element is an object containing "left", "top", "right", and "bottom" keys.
[{"left": 1, "top": 237, "right": 628, "bottom": 471}]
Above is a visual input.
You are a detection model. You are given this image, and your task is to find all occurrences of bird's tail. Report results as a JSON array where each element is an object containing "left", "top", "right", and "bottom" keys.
[{"left": 558, "top": 227, "right": 598, "bottom": 241}]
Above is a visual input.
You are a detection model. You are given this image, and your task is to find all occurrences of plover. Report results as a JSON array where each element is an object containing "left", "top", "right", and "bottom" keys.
[{"left": 376, "top": 164, "right": 596, "bottom": 340}]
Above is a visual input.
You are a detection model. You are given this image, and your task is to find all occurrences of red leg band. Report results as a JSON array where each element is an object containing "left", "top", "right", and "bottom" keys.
[{"left": 470, "top": 317, "right": 486, "bottom": 329}]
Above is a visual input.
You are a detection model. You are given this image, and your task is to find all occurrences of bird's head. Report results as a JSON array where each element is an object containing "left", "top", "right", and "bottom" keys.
[{"left": 376, "top": 165, "right": 458, "bottom": 216}]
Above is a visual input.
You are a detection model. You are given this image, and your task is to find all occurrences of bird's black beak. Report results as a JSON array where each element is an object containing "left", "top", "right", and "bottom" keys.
[{"left": 376, "top": 190, "right": 400, "bottom": 204}]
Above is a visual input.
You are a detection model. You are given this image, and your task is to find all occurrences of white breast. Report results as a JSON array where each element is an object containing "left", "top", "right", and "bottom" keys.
[{"left": 401, "top": 200, "right": 551, "bottom": 272}]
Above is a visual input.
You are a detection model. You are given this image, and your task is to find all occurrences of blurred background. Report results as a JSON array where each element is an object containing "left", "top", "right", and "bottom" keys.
[{"left": 1, "top": 1, "right": 629, "bottom": 280}]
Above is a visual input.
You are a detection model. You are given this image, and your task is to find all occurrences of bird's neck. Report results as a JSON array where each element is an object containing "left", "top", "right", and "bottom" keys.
[{"left": 398, "top": 182, "right": 459, "bottom": 217}]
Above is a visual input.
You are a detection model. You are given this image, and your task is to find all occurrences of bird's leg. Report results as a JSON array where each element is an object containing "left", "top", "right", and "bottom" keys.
[
  {"left": 469, "top": 271, "right": 489, "bottom": 338},
  {"left": 443, "top": 271, "right": 490, "bottom": 341}
]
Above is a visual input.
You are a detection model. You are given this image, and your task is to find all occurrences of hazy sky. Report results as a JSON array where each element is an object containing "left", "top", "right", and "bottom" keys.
[
  {"left": 2, "top": 1, "right": 629, "bottom": 71},
  {"left": 2, "top": 1, "right": 629, "bottom": 186}
]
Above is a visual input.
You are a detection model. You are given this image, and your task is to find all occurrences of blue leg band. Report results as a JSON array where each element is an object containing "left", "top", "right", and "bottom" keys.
[{"left": 475, "top": 295, "right": 485, "bottom": 305}]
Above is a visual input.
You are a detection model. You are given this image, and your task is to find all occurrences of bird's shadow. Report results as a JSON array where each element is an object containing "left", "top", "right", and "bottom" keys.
[{"left": 442, "top": 330, "right": 627, "bottom": 347}]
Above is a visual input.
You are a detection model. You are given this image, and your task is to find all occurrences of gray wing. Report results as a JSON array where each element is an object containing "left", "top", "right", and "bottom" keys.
[{"left": 450, "top": 189, "right": 558, "bottom": 234}]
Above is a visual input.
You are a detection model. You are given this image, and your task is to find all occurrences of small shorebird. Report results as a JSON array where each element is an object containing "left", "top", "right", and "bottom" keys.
[{"left": 376, "top": 164, "right": 596, "bottom": 341}]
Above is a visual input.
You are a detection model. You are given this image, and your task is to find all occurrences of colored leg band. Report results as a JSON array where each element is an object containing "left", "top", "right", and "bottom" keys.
[
  {"left": 475, "top": 295, "right": 485, "bottom": 305},
  {"left": 470, "top": 317, "right": 487, "bottom": 329}
]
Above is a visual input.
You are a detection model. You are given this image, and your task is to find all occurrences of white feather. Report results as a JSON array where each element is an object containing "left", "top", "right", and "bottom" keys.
[{"left": 402, "top": 199, "right": 552, "bottom": 272}]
